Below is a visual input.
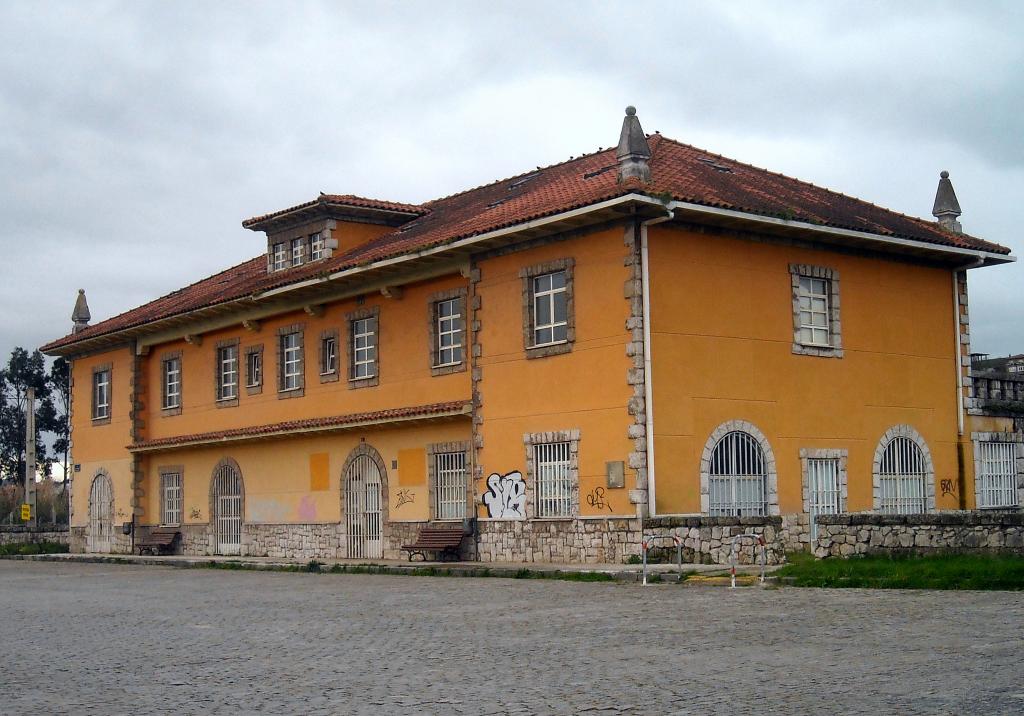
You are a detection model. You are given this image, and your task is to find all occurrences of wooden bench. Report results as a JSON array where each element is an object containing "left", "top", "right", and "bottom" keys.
[
  {"left": 401, "top": 527, "right": 465, "bottom": 562},
  {"left": 136, "top": 527, "right": 180, "bottom": 556}
]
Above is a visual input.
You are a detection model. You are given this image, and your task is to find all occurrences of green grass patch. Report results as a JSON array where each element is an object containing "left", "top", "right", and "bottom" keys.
[
  {"left": 0, "top": 541, "right": 69, "bottom": 556},
  {"left": 777, "top": 552, "right": 1024, "bottom": 591}
]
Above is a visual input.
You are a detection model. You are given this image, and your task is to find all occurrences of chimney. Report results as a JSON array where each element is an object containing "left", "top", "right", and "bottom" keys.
[
  {"left": 616, "top": 106, "right": 651, "bottom": 183},
  {"left": 932, "top": 170, "right": 962, "bottom": 233},
  {"left": 72, "top": 289, "right": 91, "bottom": 333}
]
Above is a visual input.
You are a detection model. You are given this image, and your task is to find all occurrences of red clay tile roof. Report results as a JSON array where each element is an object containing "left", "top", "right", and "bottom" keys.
[
  {"left": 129, "top": 400, "right": 470, "bottom": 452},
  {"left": 242, "top": 193, "right": 427, "bottom": 227},
  {"left": 42, "top": 133, "right": 1011, "bottom": 353}
]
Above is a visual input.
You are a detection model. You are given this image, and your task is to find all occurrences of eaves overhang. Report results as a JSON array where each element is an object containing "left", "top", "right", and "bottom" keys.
[{"left": 242, "top": 196, "right": 427, "bottom": 233}]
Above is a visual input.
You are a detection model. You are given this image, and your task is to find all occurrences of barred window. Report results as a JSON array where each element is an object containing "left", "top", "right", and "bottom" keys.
[
  {"left": 976, "top": 442, "right": 1018, "bottom": 509},
  {"left": 877, "top": 437, "right": 927, "bottom": 514},
  {"left": 708, "top": 431, "right": 767, "bottom": 516},
  {"left": 434, "top": 451, "right": 467, "bottom": 520},
  {"left": 161, "top": 472, "right": 182, "bottom": 525},
  {"left": 534, "top": 441, "right": 572, "bottom": 518},
  {"left": 162, "top": 357, "right": 181, "bottom": 410}
]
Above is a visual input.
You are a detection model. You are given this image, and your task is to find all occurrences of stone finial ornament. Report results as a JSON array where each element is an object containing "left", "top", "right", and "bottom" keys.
[
  {"left": 932, "top": 170, "right": 963, "bottom": 233},
  {"left": 616, "top": 105, "right": 652, "bottom": 183},
  {"left": 72, "top": 288, "right": 91, "bottom": 333}
]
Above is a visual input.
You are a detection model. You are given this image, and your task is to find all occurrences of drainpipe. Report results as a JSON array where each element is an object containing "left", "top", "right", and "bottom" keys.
[
  {"left": 952, "top": 255, "right": 985, "bottom": 436},
  {"left": 641, "top": 207, "right": 675, "bottom": 519}
]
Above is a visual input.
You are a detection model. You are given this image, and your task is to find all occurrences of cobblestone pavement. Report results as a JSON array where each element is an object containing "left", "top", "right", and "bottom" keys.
[{"left": 2, "top": 561, "right": 1022, "bottom": 715}]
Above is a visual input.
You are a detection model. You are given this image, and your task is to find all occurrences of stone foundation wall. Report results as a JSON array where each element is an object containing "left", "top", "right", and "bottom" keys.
[
  {"left": 243, "top": 523, "right": 340, "bottom": 559},
  {"left": 477, "top": 518, "right": 641, "bottom": 563},
  {"left": 0, "top": 526, "right": 69, "bottom": 546},
  {"left": 644, "top": 516, "right": 788, "bottom": 565},
  {"left": 814, "top": 512, "right": 1024, "bottom": 558},
  {"left": 68, "top": 525, "right": 131, "bottom": 553}
]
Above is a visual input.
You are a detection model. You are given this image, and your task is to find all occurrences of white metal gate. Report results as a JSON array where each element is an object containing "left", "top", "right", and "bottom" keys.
[
  {"left": 345, "top": 454, "right": 382, "bottom": 558},
  {"left": 212, "top": 463, "right": 243, "bottom": 555},
  {"left": 878, "top": 437, "right": 926, "bottom": 514},
  {"left": 708, "top": 431, "right": 767, "bottom": 516},
  {"left": 88, "top": 474, "right": 113, "bottom": 553},
  {"left": 807, "top": 458, "right": 842, "bottom": 541}
]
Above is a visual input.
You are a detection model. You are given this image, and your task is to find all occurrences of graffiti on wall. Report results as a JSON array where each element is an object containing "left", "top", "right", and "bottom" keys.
[
  {"left": 941, "top": 479, "right": 958, "bottom": 499},
  {"left": 483, "top": 471, "right": 526, "bottom": 519},
  {"left": 395, "top": 489, "right": 415, "bottom": 510},
  {"left": 586, "top": 487, "right": 613, "bottom": 513}
]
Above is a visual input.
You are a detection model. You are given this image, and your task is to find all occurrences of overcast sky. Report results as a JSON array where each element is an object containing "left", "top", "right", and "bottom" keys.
[{"left": 1, "top": 0, "right": 1021, "bottom": 366}]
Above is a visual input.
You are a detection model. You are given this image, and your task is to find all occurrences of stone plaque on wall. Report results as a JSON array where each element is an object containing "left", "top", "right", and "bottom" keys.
[{"left": 606, "top": 461, "right": 625, "bottom": 489}]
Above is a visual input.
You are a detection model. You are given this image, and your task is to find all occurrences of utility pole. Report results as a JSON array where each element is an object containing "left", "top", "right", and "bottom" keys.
[{"left": 25, "top": 387, "right": 37, "bottom": 529}]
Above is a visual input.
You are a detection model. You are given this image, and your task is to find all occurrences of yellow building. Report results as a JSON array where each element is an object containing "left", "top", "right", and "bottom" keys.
[{"left": 42, "top": 108, "right": 1021, "bottom": 563}]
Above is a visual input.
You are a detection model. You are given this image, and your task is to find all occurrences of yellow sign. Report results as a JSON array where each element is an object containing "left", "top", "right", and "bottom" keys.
[{"left": 20, "top": 504, "right": 31, "bottom": 521}]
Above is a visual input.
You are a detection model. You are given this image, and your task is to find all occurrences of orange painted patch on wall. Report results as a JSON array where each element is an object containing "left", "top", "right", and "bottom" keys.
[
  {"left": 397, "top": 448, "right": 426, "bottom": 486},
  {"left": 309, "top": 452, "right": 330, "bottom": 491}
]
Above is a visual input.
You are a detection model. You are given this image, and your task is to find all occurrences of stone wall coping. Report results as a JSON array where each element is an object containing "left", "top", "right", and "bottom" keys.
[
  {"left": 645, "top": 516, "right": 783, "bottom": 529},
  {"left": 0, "top": 525, "right": 70, "bottom": 534},
  {"left": 816, "top": 511, "right": 1024, "bottom": 527}
]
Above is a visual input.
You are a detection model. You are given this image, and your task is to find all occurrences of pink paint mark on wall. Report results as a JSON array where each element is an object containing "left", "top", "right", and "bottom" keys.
[{"left": 297, "top": 495, "right": 317, "bottom": 522}]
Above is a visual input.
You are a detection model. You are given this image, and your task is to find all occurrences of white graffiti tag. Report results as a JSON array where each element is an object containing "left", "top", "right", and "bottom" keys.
[{"left": 482, "top": 471, "right": 526, "bottom": 520}]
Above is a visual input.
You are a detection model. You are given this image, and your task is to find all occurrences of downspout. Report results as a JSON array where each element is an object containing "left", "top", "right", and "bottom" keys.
[
  {"left": 952, "top": 255, "right": 984, "bottom": 436},
  {"left": 641, "top": 207, "right": 675, "bottom": 518}
]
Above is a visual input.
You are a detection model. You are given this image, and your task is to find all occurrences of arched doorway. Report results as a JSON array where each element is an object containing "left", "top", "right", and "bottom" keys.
[
  {"left": 211, "top": 459, "right": 244, "bottom": 555},
  {"left": 87, "top": 471, "right": 113, "bottom": 553},
  {"left": 342, "top": 445, "right": 387, "bottom": 558}
]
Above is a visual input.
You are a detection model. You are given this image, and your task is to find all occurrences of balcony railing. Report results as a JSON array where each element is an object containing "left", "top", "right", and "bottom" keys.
[{"left": 971, "top": 372, "right": 1024, "bottom": 415}]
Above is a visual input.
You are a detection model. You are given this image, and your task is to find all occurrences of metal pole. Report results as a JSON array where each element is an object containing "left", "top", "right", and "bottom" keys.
[
  {"left": 675, "top": 530, "right": 682, "bottom": 572},
  {"left": 641, "top": 539, "right": 648, "bottom": 586},
  {"left": 25, "top": 387, "right": 37, "bottom": 529}
]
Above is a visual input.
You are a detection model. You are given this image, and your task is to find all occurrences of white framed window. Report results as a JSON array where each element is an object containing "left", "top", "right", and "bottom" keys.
[
  {"left": 160, "top": 471, "right": 182, "bottom": 526},
  {"left": 534, "top": 441, "right": 572, "bottom": 518},
  {"left": 216, "top": 345, "right": 238, "bottom": 401},
  {"left": 789, "top": 264, "right": 842, "bottom": 357},
  {"left": 434, "top": 451, "right": 467, "bottom": 520},
  {"left": 976, "top": 441, "right": 1019, "bottom": 509},
  {"left": 162, "top": 357, "right": 181, "bottom": 410},
  {"left": 351, "top": 317, "right": 376, "bottom": 379},
  {"left": 798, "top": 276, "right": 830, "bottom": 346},
  {"left": 281, "top": 332, "right": 302, "bottom": 391},
  {"left": 1009, "top": 363, "right": 1024, "bottom": 373},
  {"left": 92, "top": 368, "right": 110, "bottom": 420},
  {"left": 532, "top": 271, "right": 568, "bottom": 346},
  {"left": 321, "top": 335, "right": 337, "bottom": 375},
  {"left": 291, "top": 237, "right": 304, "bottom": 266},
  {"left": 271, "top": 242, "right": 287, "bottom": 271},
  {"left": 435, "top": 298, "right": 463, "bottom": 367},
  {"left": 310, "top": 232, "right": 324, "bottom": 260},
  {"left": 708, "top": 431, "right": 768, "bottom": 516},
  {"left": 246, "top": 349, "right": 262, "bottom": 388},
  {"left": 877, "top": 437, "right": 927, "bottom": 514}
]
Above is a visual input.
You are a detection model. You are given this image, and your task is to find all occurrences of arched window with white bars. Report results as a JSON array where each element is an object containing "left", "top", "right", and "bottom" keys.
[
  {"left": 700, "top": 421, "right": 778, "bottom": 517},
  {"left": 873, "top": 426, "right": 934, "bottom": 514}
]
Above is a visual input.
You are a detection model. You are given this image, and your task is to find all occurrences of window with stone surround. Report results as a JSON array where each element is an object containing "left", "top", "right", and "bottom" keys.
[
  {"left": 161, "top": 352, "right": 182, "bottom": 414},
  {"left": 972, "top": 432, "right": 1024, "bottom": 509},
  {"left": 310, "top": 232, "right": 325, "bottom": 261},
  {"left": 789, "top": 264, "right": 842, "bottom": 358},
  {"left": 700, "top": 421, "right": 779, "bottom": 516},
  {"left": 799, "top": 448, "right": 847, "bottom": 540},
  {"left": 319, "top": 329, "right": 339, "bottom": 383},
  {"left": 346, "top": 307, "right": 379, "bottom": 389},
  {"left": 91, "top": 364, "right": 111, "bottom": 423},
  {"left": 428, "top": 288, "right": 467, "bottom": 375},
  {"left": 520, "top": 258, "right": 575, "bottom": 359},
  {"left": 160, "top": 468, "right": 183, "bottom": 526},
  {"left": 872, "top": 425, "right": 935, "bottom": 514},
  {"left": 524, "top": 430, "right": 580, "bottom": 519},
  {"left": 278, "top": 327, "right": 304, "bottom": 396},
  {"left": 291, "top": 237, "right": 305, "bottom": 266},
  {"left": 428, "top": 442, "right": 469, "bottom": 520},
  {"left": 271, "top": 242, "right": 287, "bottom": 271},
  {"left": 215, "top": 340, "right": 239, "bottom": 405},
  {"left": 245, "top": 344, "right": 263, "bottom": 395}
]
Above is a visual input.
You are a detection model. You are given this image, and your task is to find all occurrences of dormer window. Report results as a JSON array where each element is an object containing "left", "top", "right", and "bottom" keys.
[
  {"left": 271, "top": 243, "right": 287, "bottom": 271},
  {"left": 310, "top": 233, "right": 324, "bottom": 261},
  {"left": 291, "top": 238, "right": 305, "bottom": 266}
]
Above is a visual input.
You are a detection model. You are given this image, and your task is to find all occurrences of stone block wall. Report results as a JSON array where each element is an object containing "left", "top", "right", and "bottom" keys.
[
  {"left": 0, "top": 526, "right": 69, "bottom": 546},
  {"left": 644, "top": 516, "right": 787, "bottom": 565},
  {"left": 813, "top": 512, "right": 1024, "bottom": 558},
  {"left": 476, "top": 518, "right": 641, "bottom": 563}
]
